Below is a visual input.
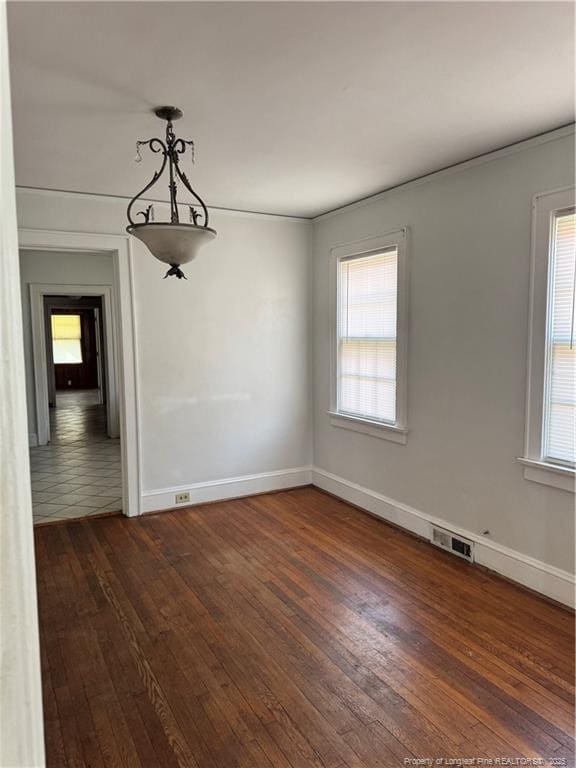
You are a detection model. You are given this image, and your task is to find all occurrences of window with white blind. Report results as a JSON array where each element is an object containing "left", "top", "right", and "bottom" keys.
[
  {"left": 52, "top": 314, "right": 83, "bottom": 364},
  {"left": 543, "top": 210, "right": 575, "bottom": 466},
  {"left": 522, "top": 188, "right": 575, "bottom": 492},
  {"left": 338, "top": 249, "right": 397, "bottom": 422},
  {"left": 330, "top": 229, "right": 408, "bottom": 443}
]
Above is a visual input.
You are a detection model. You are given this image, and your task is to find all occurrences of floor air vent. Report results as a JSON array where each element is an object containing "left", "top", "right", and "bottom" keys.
[{"left": 431, "top": 526, "right": 474, "bottom": 563}]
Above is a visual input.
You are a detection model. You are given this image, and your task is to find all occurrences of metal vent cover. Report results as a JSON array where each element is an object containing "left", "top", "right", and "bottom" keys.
[{"left": 431, "top": 526, "right": 474, "bottom": 563}]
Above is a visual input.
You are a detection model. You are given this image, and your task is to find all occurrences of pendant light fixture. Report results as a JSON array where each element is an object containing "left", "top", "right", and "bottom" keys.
[{"left": 126, "top": 106, "right": 216, "bottom": 279}]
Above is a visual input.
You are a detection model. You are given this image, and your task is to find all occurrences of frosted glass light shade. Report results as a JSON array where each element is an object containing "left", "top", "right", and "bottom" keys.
[{"left": 127, "top": 223, "right": 217, "bottom": 265}]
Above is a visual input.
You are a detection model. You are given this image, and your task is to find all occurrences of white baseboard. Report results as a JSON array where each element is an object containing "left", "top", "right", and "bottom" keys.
[
  {"left": 28, "top": 433, "right": 38, "bottom": 448},
  {"left": 312, "top": 467, "right": 575, "bottom": 608},
  {"left": 142, "top": 466, "right": 313, "bottom": 515}
]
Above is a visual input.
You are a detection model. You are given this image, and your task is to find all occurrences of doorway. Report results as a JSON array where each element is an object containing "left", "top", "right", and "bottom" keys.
[
  {"left": 29, "top": 282, "right": 120, "bottom": 446},
  {"left": 25, "top": 290, "right": 123, "bottom": 524},
  {"left": 24, "top": 281, "right": 123, "bottom": 523},
  {"left": 18, "top": 230, "right": 141, "bottom": 520},
  {"left": 48, "top": 301, "right": 103, "bottom": 401},
  {"left": 44, "top": 295, "right": 110, "bottom": 433}
]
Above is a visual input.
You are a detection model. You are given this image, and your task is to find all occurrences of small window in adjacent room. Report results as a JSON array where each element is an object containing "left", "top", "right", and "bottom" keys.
[
  {"left": 329, "top": 229, "right": 408, "bottom": 444},
  {"left": 521, "top": 188, "right": 575, "bottom": 492},
  {"left": 52, "top": 314, "right": 83, "bottom": 364}
]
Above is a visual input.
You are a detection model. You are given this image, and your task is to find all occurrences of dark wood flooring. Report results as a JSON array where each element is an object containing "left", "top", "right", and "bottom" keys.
[{"left": 34, "top": 486, "right": 575, "bottom": 768}]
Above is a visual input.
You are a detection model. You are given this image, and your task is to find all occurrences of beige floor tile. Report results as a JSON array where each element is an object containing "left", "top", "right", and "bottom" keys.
[
  {"left": 56, "top": 493, "right": 92, "bottom": 506},
  {"left": 45, "top": 483, "right": 86, "bottom": 495},
  {"left": 32, "top": 491, "right": 62, "bottom": 503},
  {"left": 33, "top": 502, "right": 70, "bottom": 516},
  {"left": 31, "top": 480, "right": 58, "bottom": 491},
  {"left": 54, "top": 507, "right": 93, "bottom": 519},
  {"left": 96, "top": 501, "right": 123, "bottom": 513},
  {"left": 74, "top": 496, "right": 118, "bottom": 508}
]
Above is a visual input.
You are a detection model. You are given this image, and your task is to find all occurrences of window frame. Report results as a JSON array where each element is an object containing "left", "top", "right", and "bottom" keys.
[
  {"left": 329, "top": 228, "right": 409, "bottom": 444},
  {"left": 521, "top": 187, "right": 575, "bottom": 492}
]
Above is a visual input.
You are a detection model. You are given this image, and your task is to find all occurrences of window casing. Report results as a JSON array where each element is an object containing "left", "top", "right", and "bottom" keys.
[
  {"left": 521, "top": 188, "right": 575, "bottom": 492},
  {"left": 329, "top": 229, "right": 409, "bottom": 444}
]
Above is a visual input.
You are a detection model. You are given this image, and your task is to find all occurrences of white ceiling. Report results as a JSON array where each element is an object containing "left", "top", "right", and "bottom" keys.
[{"left": 7, "top": 2, "right": 575, "bottom": 218}]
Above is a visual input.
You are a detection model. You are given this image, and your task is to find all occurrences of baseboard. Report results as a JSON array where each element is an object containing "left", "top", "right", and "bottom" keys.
[
  {"left": 28, "top": 433, "right": 38, "bottom": 448},
  {"left": 312, "top": 467, "right": 576, "bottom": 608},
  {"left": 141, "top": 466, "right": 313, "bottom": 514}
]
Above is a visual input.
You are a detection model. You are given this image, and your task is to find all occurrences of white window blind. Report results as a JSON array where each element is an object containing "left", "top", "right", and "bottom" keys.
[
  {"left": 52, "top": 314, "right": 83, "bottom": 364},
  {"left": 338, "top": 248, "right": 398, "bottom": 423},
  {"left": 544, "top": 209, "right": 576, "bottom": 465}
]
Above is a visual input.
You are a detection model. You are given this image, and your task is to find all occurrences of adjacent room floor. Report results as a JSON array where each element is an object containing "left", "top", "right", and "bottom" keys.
[
  {"left": 34, "top": 487, "right": 574, "bottom": 767},
  {"left": 30, "top": 390, "right": 122, "bottom": 524}
]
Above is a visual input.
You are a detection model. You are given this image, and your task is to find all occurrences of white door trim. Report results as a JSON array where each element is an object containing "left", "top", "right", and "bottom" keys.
[
  {"left": 18, "top": 229, "right": 142, "bottom": 517},
  {"left": 93, "top": 306, "right": 104, "bottom": 404},
  {"left": 1, "top": 3, "right": 45, "bottom": 762},
  {"left": 30, "top": 284, "right": 119, "bottom": 443}
]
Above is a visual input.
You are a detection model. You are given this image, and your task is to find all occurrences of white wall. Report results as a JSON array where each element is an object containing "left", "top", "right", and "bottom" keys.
[
  {"left": 136, "top": 213, "right": 311, "bottom": 491},
  {"left": 19, "top": 248, "right": 114, "bottom": 443},
  {"left": 312, "top": 132, "right": 575, "bottom": 575},
  {"left": 16, "top": 189, "right": 312, "bottom": 501}
]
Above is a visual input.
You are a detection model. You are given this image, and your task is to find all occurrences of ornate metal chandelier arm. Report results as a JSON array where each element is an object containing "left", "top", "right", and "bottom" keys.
[
  {"left": 173, "top": 162, "right": 210, "bottom": 227},
  {"left": 126, "top": 138, "right": 168, "bottom": 226},
  {"left": 173, "top": 138, "right": 195, "bottom": 161},
  {"left": 139, "top": 137, "right": 167, "bottom": 153}
]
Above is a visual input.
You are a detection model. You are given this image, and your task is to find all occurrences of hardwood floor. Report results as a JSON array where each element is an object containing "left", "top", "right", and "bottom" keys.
[{"left": 34, "top": 486, "right": 575, "bottom": 768}]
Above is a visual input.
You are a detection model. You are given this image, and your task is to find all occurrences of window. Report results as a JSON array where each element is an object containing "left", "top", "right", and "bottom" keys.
[
  {"left": 544, "top": 211, "right": 575, "bottom": 465},
  {"left": 52, "top": 314, "right": 83, "bottom": 364},
  {"left": 521, "top": 188, "right": 575, "bottom": 492},
  {"left": 329, "top": 229, "right": 408, "bottom": 443},
  {"left": 338, "top": 250, "right": 397, "bottom": 422}
]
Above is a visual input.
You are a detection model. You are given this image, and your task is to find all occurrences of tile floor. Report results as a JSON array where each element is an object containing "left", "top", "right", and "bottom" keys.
[{"left": 30, "top": 390, "right": 122, "bottom": 525}]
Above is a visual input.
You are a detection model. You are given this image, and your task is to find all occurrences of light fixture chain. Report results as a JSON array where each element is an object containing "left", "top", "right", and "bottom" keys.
[{"left": 166, "top": 119, "right": 180, "bottom": 224}]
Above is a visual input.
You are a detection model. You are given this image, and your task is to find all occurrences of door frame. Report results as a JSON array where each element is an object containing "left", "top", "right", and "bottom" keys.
[
  {"left": 44, "top": 297, "right": 106, "bottom": 408},
  {"left": 93, "top": 306, "right": 104, "bottom": 404},
  {"left": 33, "top": 285, "right": 118, "bottom": 440},
  {"left": 18, "top": 228, "right": 142, "bottom": 517}
]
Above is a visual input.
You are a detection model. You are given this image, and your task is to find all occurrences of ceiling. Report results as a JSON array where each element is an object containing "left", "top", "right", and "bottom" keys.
[{"left": 7, "top": 2, "right": 575, "bottom": 218}]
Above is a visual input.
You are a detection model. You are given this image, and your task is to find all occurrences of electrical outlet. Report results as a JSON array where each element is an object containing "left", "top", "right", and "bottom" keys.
[{"left": 175, "top": 491, "right": 190, "bottom": 504}]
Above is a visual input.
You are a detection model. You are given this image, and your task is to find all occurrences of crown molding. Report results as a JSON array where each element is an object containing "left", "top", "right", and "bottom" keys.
[{"left": 15, "top": 186, "right": 311, "bottom": 225}]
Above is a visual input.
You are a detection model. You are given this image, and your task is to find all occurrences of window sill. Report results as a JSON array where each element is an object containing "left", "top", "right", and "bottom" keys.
[
  {"left": 517, "top": 458, "right": 575, "bottom": 493},
  {"left": 328, "top": 411, "right": 408, "bottom": 444}
]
